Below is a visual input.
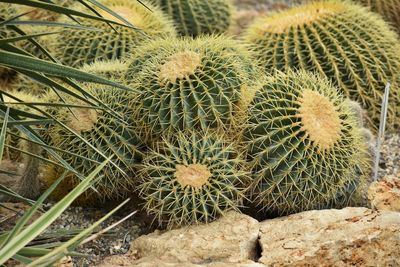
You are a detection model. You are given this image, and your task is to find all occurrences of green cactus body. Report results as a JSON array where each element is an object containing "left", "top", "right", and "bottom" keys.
[
  {"left": 51, "top": 0, "right": 175, "bottom": 67},
  {"left": 151, "top": 0, "right": 233, "bottom": 37},
  {"left": 45, "top": 60, "right": 144, "bottom": 201},
  {"left": 244, "top": 70, "right": 370, "bottom": 215},
  {"left": 244, "top": 0, "right": 400, "bottom": 131},
  {"left": 354, "top": 0, "right": 400, "bottom": 33},
  {"left": 125, "top": 36, "right": 258, "bottom": 138},
  {"left": 139, "top": 130, "right": 248, "bottom": 227}
]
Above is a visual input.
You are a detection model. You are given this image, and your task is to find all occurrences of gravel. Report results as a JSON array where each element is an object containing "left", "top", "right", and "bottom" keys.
[
  {"left": 42, "top": 202, "right": 152, "bottom": 267},
  {"left": 378, "top": 131, "right": 400, "bottom": 178}
]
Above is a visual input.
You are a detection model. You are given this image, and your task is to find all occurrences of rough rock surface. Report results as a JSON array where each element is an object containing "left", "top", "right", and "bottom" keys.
[
  {"left": 130, "top": 211, "right": 259, "bottom": 264},
  {"left": 99, "top": 256, "right": 262, "bottom": 267},
  {"left": 259, "top": 207, "right": 400, "bottom": 266},
  {"left": 99, "top": 212, "right": 260, "bottom": 266},
  {"left": 368, "top": 174, "right": 400, "bottom": 212},
  {"left": 100, "top": 208, "right": 400, "bottom": 266}
]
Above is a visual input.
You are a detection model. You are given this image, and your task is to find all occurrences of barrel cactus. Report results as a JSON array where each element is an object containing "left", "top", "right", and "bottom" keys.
[
  {"left": 42, "top": 62, "right": 144, "bottom": 202},
  {"left": 354, "top": 0, "right": 400, "bottom": 32},
  {"left": 244, "top": 70, "right": 370, "bottom": 215},
  {"left": 244, "top": 0, "right": 400, "bottom": 131},
  {"left": 138, "top": 130, "right": 248, "bottom": 227},
  {"left": 150, "top": 0, "right": 234, "bottom": 37},
  {"left": 51, "top": 0, "right": 175, "bottom": 67},
  {"left": 125, "top": 35, "right": 258, "bottom": 138}
]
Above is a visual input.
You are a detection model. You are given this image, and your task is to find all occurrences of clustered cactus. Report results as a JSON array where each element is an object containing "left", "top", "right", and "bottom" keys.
[
  {"left": 5, "top": 0, "right": 400, "bottom": 228},
  {"left": 244, "top": 0, "right": 400, "bottom": 132}
]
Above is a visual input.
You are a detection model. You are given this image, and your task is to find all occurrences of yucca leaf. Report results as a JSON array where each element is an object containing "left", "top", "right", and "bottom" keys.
[
  {"left": 0, "top": 32, "right": 58, "bottom": 45},
  {"left": 0, "top": 158, "right": 110, "bottom": 265},
  {"left": 11, "top": 254, "right": 32, "bottom": 264},
  {"left": 0, "top": 170, "right": 68, "bottom": 249},
  {"left": 4, "top": 20, "right": 103, "bottom": 31},
  {"left": 0, "top": 50, "right": 131, "bottom": 90},
  {"left": 28, "top": 198, "right": 130, "bottom": 266},
  {"left": 0, "top": 0, "right": 134, "bottom": 27},
  {"left": 85, "top": 0, "right": 134, "bottom": 27},
  {"left": 0, "top": 185, "right": 35, "bottom": 205},
  {"left": 0, "top": 107, "right": 9, "bottom": 163},
  {"left": 5, "top": 119, "right": 53, "bottom": 127},
  {"left": 0, "top": 109, "right": 81, "bottom": 177}
]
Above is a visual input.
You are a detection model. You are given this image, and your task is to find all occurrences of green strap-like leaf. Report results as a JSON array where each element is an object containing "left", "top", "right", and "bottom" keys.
[
  {"left": 0, "top": 50, "right": 131, "bottom": 90},
  {"left": 0, "top": 171, "right": 68, "bottom": 249},
  {"left": 0, "top": 107, "right": 9, "bottom": 163},
  {"left": 0, "top": 158, "right": 110, "bottom": 265},
  {"left": 0, "top": 0, "right": 134, "bottom": 27},
  {"left": 0, "top": 32, "right": 59, "bottom": 45},
  {"left": 28, "top": 198, "right": 130, "bottom": 266}
]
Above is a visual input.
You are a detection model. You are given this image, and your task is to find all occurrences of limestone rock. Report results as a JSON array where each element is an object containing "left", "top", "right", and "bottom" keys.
[
  {"left": 99, "top": 211, "right": 260, "bottom": 266},
  {"left": 259, "top": 207, "right": 400, "bottom": 266},
  {"left": 129, "top": 211, "right": 259, "bottom": 264},
  {"left": 368, "top": 174, "right": 400, "bottom": 212},
  {"left": 99, "top": 208, "right": 400, "bottom": 267},
  {"left": 99, "top": 256, "right": 262, "bottom": 267}
]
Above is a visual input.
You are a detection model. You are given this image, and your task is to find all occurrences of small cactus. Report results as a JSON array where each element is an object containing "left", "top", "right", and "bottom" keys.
[
  {"left": 244, "top": 70, "right": 370, "bottom": 215},
  {"left": 50, "top": 0, "right": 175, "bottom": 67},
  {"left": 125, "top": 35, "right": 258, "bottom": 138},
  {"left": 150, "top": 0, "right": 234, "bottom": 37},
  {"left": 244, "top": 0, "right": 400, "bottom": 131},
  {"left": 138, "top": 130, "right": 248, "bottom": 227}
]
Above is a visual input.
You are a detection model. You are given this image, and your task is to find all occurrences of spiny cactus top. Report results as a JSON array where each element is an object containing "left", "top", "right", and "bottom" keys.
[
  {"left": 125, "top": 35, "right": 258, "bottom": 138},
  {"left": 151, "top": 0, "right": 234, "bottom": 37},
  {"left": 354, "top": 0, "right": 400, "bottom": 33},
  {"left": 46, "top": 60, "right": 144, "bottom": 201},
  {"left": 244, "top": 0, "right": 400, "bottom": 132},
  {"left": 51, "top": 0, "right": 175, "bottom": 67},
  {"left": 244, "top": 70, "right": 370, "bottom": 215},
  {"left": 139, "top": 130, "right": 248, "bottom": 227}
]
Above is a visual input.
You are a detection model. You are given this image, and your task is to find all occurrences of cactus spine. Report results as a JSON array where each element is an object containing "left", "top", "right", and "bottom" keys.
[
  {"left": 244, "top": 70, "right": 370, "bottom": 215},
  {"left": 354, "top": 0, "right": 400, "bottom": 33},
  {"left": 139, "top": 130, "right": 248, "bottom": 227},
  {"left": 244, "top": 0, "right": 400, "bottom": 131},
  {"left": 125, "top": 35, "right": 258, "bottom": 138},
  {"left": 151, "top": 0, "right": 234, "bottom": 37},
  {"left": 43, "top": 60, "right": 144, "bottom": 202},
  {"left": 51, "top": 0, "right": 175, "bottom": 67}
]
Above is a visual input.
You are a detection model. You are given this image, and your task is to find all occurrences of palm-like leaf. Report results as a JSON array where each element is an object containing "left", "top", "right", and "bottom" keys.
[{"left": 0, "top": 0, "right": 141, "bottom": 264}]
